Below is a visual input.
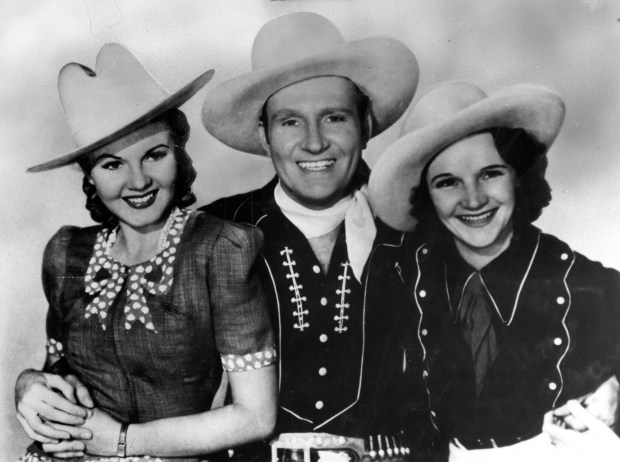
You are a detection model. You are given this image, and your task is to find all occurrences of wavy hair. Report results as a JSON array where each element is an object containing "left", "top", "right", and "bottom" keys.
[
  {"left": 77, "top": 109, "right": 197, "bottom": 228},
  {"left": 410, "top": 127, "right": 551, "bottom": 240}
]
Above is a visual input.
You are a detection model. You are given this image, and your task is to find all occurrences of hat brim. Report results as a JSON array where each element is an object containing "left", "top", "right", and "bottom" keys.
[
  {"left": 202, "top": 37, "right": 418, "bottom": 155},
  {"left": 28, "top": 69, "right": 215, "bottom": 173},
  {"left": 369, "top": 85, "right": 566, "bottom": 232}
]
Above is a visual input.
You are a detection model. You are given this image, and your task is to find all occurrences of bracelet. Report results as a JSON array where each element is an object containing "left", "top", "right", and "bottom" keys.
[{"left": 117, "top": 422, "right": 129, "bottom": 457}]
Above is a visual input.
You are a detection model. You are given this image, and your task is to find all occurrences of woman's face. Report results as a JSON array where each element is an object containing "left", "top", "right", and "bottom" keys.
[
  {"left": 427, "top": 132, "right": 516, "bottom": 257},
  {"left": 87, "top": 121, "right": 177, "bottom": 232}
]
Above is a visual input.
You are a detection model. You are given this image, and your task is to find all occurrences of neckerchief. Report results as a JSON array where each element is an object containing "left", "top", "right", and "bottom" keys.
[{"left": 274, "top": 182, "right": 376, "bottom": 282}]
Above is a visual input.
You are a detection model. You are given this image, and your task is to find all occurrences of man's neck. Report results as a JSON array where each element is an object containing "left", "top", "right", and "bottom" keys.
[{"left": 307, "top": 224, "right": 341, "bottom": 274}]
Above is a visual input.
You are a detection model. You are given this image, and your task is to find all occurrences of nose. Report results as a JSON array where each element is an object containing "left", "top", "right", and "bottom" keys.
[
  {"left": 462, "top": 183, "right": 488, "bottom": 209},
  {"left": 301, "top": 122, "right": 329, "bottom": 155},
  {"left": 127, "top": 165, "right": 152, "bottom": 191}
]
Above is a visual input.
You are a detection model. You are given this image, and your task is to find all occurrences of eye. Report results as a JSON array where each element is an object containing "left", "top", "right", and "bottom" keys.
[
  {"left": 325, "top": 113, "right": 346, "bottom": 123},
  {"left": 433, "top": 177, "right": 459, "bottom": 189},
  {"left": 99, "top": 160, "right": 123, "bottom": 171},
  {"left": 145, "top": 149, "right": 170, "bottom": 162},
  {"left": 280, "top": 118, "right": 300, "bottom": 127},
  {"left": 481, "top": 167, "right": 508, "bottom": 180}
]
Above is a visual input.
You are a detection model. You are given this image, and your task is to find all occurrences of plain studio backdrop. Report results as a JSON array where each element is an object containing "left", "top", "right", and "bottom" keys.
[{"left": 1, "top": 0, "right": 619, "bottom": 457}]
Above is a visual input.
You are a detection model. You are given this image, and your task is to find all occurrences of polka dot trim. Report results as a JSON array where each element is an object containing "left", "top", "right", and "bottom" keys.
[
  {"left": 46, "top": 338, "right": 64, "bottom": 358},
  {"left": 221, "top": 347, "right": 277, "bottom": 372},
  {"left": 83, "top": 208, "right": 191, "bottom": 333}
]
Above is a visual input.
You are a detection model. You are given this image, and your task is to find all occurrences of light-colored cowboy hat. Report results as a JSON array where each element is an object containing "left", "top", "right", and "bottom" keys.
[
  {"left": 28, "top": 43, "right": 214, "bottom": 172},
  {"left": 202, "top": 12, "right": 419, "bottom": 155},
  {"left": 369, "top": 82, "right": 565, "bottom": 231}
]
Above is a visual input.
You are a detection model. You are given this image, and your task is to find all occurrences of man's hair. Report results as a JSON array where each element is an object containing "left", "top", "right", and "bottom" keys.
[
  {"left": 259, "top": 77, "right": 371, "bottom": 144},
  {"left": 410, "top": 127, "right": 551, "bottom": 239},
  {"left": 77, "top": 109, "right": 197, "bottom": 228}
]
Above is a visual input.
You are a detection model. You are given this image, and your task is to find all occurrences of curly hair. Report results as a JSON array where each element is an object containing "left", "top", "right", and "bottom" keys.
[
  {"left": 78, "top": 109, "right": 197, "bottom": 228},
  {"left": 410, "top": 127, "right": 551, "bottom": 240}
]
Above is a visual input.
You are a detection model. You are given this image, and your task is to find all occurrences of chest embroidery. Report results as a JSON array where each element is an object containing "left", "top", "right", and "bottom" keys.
[
  {"left": 280, "top": 246, "right": 353, "bottom": 333},
  {"left": 281, "top": 246, "right": 309, "bottom": 331},
  {"left": 335, "top": 262, "right": 351, "bottom": 333}
]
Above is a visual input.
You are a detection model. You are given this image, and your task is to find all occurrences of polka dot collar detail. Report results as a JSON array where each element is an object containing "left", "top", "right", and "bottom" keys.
[{"left": 83, "top": 208, "right": 192, "bottom": 332}]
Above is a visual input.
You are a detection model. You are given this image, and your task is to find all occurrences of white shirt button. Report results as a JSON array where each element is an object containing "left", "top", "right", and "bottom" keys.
[
  {"left": 554, "top": 337, "right": 563, "bottom": 346},
  {"left": 422, "top": 248, "right": 429, "bottom": 255},
  {"left": 315, "top": 401, "right": 324, "bottom": 410},
  {"left": 419, "top": 290, "right": 427, "bottom": 298},
  {"left": 548, "top": 382, "right": 558, "bottom": 391},
  {"left": 561, "top": 253, "right": 569, "bottom": 261},
  {"left": 319, "top": 367, "right": 327, "bottom": 376},
  {"left": 556, "top": 296, "right": 565, "bottom": 305},
  {"left": 320, "top": 297, "right": 328, "bottom": 306},
  {"left": 421, "top": 329, "right": 428, "bottom": 336},
  {"left": 319, "top": 334, "right": 328, "bottom": 343},
  {"left": 338, "top": 436, "right": 346, "bottom": 445},
  {"left": 423, "top": 370, "right": 429, "bottom": 378},
  {"left": 313, "top": 265, "right": 320, "bottom": 274}
]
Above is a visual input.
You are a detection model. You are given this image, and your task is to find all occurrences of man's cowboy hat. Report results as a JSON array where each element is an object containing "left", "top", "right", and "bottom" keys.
[
  {"left": 201, "top": 12, "right": 419, "bottom": 155},
  {"left": 369, "top": 82, "right": 565, "bottom": 231},
  {"left": 28, "top": 43, "right": 214, "bottom": 172}
]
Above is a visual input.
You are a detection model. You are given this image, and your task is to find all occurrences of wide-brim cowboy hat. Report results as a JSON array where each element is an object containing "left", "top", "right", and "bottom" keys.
[
  {"left": 28, "top": 43, "right": 214, "bottom": 172},
  {"left": 202, "top": 12, "right": 419, "bottom": 155},
  {"left": 369, "top": 82, "right": 565, "bottom": 232}
]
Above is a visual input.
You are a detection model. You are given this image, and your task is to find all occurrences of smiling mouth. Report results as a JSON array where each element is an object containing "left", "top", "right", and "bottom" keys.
[
  {"left": 456, "top": 209, "right": 497, "bottom": 227},
  {"left": 123, "top": 190, "right": 158, "bottom": 209},
  {"left": 297, "top": 159, "right": 336, "bottom": 171}
]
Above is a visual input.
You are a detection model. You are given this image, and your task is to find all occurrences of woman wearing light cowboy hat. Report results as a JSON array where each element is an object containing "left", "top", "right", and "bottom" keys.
[
  {"left": 369, "top": 82, "right": 620, "bottom": 458},
  {"left": 15, "top": 43, "right": 277, "bottom": 461},
  {"left": 202, "top": 11, "right": 431, "bottom": 462}
]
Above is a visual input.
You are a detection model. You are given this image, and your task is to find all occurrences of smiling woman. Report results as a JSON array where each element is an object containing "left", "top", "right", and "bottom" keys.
[
  {"left": 14, "top": 43, "right": 277, "bottom": 461},
  {"left": 369, "top": 81, "right": 620, "bottom": 456}
]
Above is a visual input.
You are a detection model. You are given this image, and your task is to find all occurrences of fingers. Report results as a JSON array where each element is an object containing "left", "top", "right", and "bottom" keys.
[
  {"left": 65, "top": 374, "right": 94, "bottom": 409},
  {"left": 15, "top": 412, "right": 64, "bottom": 443},
  {"left": 42, "top": 439, "right": 86, "bottom": 459},
  {"left": 44, "top": 375, "right": 90, "bottom": 417},
  {"left": 566, "top": 400, "right": 608, "bottom": 431},
  {"left": 542, "top": 418, "right": 578, "bottom": 447},
  {"left": 49, "top": 421, "right": 93, "bottom": 440}
]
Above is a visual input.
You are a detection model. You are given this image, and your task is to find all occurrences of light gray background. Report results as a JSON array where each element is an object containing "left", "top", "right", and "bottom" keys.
[{"left": 2, "top": 0, "right": 619, "bottom": 458}]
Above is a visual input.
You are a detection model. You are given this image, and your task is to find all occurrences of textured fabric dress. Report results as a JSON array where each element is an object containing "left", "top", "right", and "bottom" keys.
[{"left": 22, "top": 209, "right": 276, "bottom": 462}]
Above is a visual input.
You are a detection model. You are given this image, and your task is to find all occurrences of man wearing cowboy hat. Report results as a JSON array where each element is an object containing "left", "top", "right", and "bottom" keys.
[{"left": 202, "top": 11, "right": 430, "bottom": 460}]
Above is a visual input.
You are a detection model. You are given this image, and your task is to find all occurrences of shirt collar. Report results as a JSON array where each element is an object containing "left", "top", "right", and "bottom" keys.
[{"left": 444, "top": 226, "right": 541, "bottom": 325}]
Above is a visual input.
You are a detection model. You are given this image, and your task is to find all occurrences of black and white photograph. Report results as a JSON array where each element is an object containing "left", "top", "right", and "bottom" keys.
[{"left": 2, "top": 1, "right": 620, "bottom": 460}]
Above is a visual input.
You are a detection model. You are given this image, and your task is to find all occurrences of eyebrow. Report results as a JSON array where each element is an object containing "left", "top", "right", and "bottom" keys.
[
  {"left": 429, "top": 164, "right": 510, "bottom": 183},
  {"left": 269, "top": 107, "right": 354, "bottom": 122},
  {"left": 93, "top": 143, "right": 170, "bottom": 165}
]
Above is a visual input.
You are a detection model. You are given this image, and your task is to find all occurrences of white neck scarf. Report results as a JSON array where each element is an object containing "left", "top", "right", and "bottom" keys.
[{"left": 274, "top": 182, "right": 377, "bottom": 282}]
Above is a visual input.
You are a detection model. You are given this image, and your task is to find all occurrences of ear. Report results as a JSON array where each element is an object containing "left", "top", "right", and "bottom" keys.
[
  {"left": 258, "top": 122, "right": 271, "bottom": 156},
  {"left": 361, "top": 111, "right": 373, "bottom": 150}
]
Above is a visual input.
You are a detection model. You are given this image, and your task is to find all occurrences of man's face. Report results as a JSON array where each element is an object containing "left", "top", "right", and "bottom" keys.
[{"left": 260, "top": 76, "right": 367, "bottom": 210}]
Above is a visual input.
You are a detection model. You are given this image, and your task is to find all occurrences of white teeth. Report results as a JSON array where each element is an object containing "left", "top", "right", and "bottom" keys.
[
  {"left": 298, "top": 160, "right": 335, "bottom": 171},
  {"left": 126, "top": 192, "right": 154, "bottom": 205},
  {"left": 458, "top": 211, "right": 493, "bottom": 222}
]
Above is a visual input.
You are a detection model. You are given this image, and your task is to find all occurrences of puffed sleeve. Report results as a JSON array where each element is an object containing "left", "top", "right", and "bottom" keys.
[
  {"left": 208, "top": 223, "right": 276, "bottom": 372},
  {"left": 42, "top": 226, "right": 77, "bottom": 361}
]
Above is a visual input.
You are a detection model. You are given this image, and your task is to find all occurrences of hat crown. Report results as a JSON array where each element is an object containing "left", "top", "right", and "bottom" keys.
[
  {"left": 252, "top": 12, "right": 344, "bottom": 71},
  {"left": 59, "top": 43, "right": 169, "bottom": 148},
  {"left": 402, "top": 82, "right": 487, "bottom": 136}
]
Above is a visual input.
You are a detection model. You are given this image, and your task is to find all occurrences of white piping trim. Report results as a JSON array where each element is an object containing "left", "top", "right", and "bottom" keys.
[
  {"left": 281, "top": 407, "right": 314, "bottom": 424},
  {"left": 453, "top": 272, "right": 477, "bottom": 322},
  {"left": 314, "top": 232, "right": 405, "bottom": 430},
  {"left": 261, "top": 255, "right": 282, "bottom": 391},
  {"left": 506, "top": 231, "right": 541, "bottom": 326},
  {"left": 414, "top": 242, "right": 439, "bottom": 431},
  {"left": 553, "top": 249, "right": 576, "bottom": 408}
]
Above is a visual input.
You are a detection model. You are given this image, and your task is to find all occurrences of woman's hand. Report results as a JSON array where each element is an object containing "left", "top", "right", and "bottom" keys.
[
  {"left": 80, "top": 408, "right": 122, "bottom": 456},
  {"left": 15, "top": 369, "right": 94, "bottom": 443},
  {"left": 543, "top": 400, "right": 620, "bottom": 461}
]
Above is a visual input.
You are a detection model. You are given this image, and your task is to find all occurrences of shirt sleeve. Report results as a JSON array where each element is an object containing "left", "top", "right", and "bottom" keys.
[
  {"left": 42, "top": 226, "right": 77, "bottom": 363},
  {"left": 208, "top": 222, "right": 276, "bottom": 372}
]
